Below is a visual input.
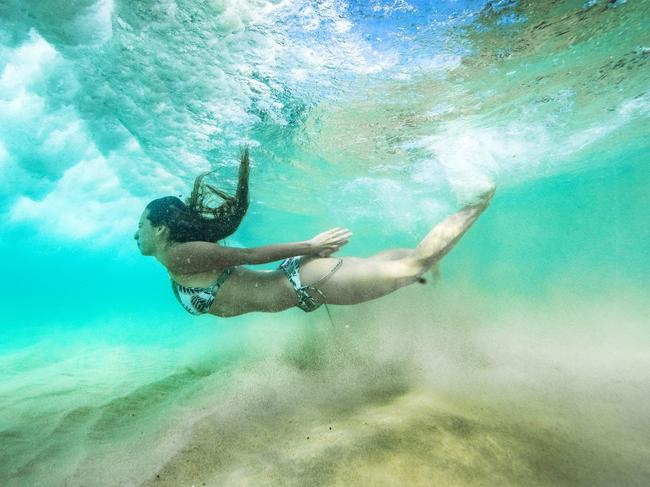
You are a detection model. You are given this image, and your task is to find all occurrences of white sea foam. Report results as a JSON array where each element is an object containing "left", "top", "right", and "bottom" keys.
[
  {"left": 404, "top": 86, "right": 650, "bottom": 201},
  {"left": 0, "top": 0, "right": 403, "bottom": 243},
  {"left": 1, "top": 0, "right": 648, "bottom": 246},
  {"left": 10, "top": 155, "right": 144, "bottom": 243}
]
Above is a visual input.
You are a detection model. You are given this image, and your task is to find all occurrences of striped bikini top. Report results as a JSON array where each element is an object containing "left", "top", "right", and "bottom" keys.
[{"left": 170, "top": 267, "right": 234, "bottom": 315}]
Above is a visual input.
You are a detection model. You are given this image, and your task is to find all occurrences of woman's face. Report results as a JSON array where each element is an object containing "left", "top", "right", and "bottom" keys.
[{"left": 134, "top": 210, "right": 160, "bottom": 256}]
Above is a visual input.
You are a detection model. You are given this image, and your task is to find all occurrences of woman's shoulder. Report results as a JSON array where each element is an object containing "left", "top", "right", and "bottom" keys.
[{"left": 163, "top": 241, "right": 227, "bottom": 275}]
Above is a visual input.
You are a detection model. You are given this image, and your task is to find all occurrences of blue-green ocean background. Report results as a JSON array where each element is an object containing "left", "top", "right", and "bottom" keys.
[{"left": 1, "top": 1, "right": 649, "bottom": 485}]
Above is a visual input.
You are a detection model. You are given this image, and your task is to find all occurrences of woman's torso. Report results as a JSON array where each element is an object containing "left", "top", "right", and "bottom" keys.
[{"left": 169, "top": 266, "right": 297, "bottom": 316}]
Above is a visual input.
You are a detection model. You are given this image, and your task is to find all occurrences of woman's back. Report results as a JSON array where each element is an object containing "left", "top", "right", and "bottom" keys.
[{"left": 170, "top": 266, "right": 297, "bottom": 317}]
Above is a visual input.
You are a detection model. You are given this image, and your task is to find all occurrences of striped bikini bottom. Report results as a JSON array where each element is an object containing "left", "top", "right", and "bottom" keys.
[{"left": 278, "top": 256, "right": 343, "bottom": 312}]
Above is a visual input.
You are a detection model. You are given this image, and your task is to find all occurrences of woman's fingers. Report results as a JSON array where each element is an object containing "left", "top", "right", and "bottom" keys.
[
  {"left": 310, "top": 228, "right": 352, "bottom": 255},
  {"left": 331, "top": 228, "right": 352, "bottom": 239},
  {"left": 323, "top": 228, "right": 352, "bottom": 242}
]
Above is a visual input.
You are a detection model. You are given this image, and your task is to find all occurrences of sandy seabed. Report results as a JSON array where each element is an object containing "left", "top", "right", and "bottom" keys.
[
  {"left": 143, "top": 387, "right": 645, "bottom": 487},
  {"left": 2, "top": 286, "right": 649, "bottom": 486}
]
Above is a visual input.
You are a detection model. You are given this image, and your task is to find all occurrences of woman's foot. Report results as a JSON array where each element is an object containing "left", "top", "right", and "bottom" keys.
[
  {"left": 465, "top": 185, "right": 496, "bottom": 209},
  {"left": 480, "top": 185, "right": 496, "bottom": 203}
]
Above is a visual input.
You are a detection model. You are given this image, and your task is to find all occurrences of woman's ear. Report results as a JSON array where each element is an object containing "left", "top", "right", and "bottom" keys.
[{"left": 155, "top": 225, "right": 170, "bottom": 240}]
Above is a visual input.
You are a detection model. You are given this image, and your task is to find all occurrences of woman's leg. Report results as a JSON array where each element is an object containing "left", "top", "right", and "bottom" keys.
[
  {"left": 370, "top": 248, "right": 413, "bottom": 261},
  {"left": 410, "top": 189, "right": 494, "bottom": 270},
  {"left": 300, "top": 189, "right": 494, "bottom": 305}
]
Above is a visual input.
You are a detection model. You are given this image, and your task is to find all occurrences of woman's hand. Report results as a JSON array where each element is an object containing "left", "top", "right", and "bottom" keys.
[{"left": 308, "top": 227, "right": 352, "bottom": 257}]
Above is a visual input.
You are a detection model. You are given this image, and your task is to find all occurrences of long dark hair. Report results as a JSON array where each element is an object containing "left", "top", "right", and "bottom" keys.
[{"left": 146, "top": 147, "right": 250, "bottom": 243}]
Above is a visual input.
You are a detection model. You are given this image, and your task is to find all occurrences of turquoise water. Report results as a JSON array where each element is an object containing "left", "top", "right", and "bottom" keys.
[{"left": 1, "top": 1, "right": 649, "bottom": 485}]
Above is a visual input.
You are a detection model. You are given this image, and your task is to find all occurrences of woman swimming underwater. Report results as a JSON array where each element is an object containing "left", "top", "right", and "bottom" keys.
[{"left": 135, "top": 147, "right": 495, "bottom": 317}]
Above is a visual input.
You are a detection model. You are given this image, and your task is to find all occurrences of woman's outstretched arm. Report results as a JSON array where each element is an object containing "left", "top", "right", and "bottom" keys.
[{"left": 165, "top": 228, "right": 352, "bottom": 274}]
